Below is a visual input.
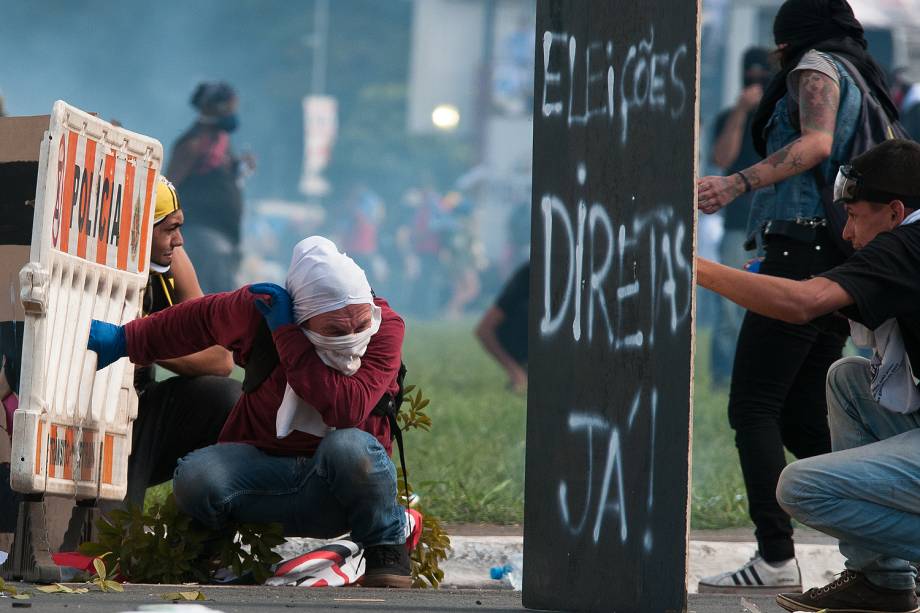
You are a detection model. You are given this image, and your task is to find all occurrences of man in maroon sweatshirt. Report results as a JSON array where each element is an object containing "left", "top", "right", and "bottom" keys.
[{"left": 88, "top": 236, "right": 411, "bottom": 588}]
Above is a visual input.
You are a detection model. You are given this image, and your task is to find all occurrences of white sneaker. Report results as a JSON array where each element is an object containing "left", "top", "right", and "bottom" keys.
[{"left": 698, "top": 554, "right": 802, "bottom": 594}]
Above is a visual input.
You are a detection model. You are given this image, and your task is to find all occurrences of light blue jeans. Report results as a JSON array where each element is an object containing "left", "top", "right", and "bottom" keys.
[
  {"left": 777, "top": 357, "right": 920, "bottom": 590},
  {"left": 172, "top": 428, "right": 406, "bottom": 547}
]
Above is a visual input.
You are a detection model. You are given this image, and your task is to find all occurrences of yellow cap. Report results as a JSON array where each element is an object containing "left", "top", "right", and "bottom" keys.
[{"left": 154, "top": 176, "right": 181, "bottom": 224}]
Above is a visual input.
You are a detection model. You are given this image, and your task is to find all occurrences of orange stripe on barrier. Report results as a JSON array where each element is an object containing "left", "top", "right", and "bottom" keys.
[
  {"left": 77, "top": 139, "right": 97, "bottom": 260},
  {"left": 117, "top": 157, "right": 136, "bottom": 270},
  {"left": 137, "top": 167, "right": 155, "bottom": 273},
  {"left": 63, "top": 427, "right": 74, "bottom": 480},
  {"left": 102, "top": 434, "right": 114, "bottom": 485},
  {"left": 59, "top": 130, "right": 79, "bottom": 253},
  {"left": 96, "top": 152, "right": 116, "bottom": 265},
  {"left": 34, "top": 421, "right": 43, "bottom": 475},
  {"left": 81, "top": 430, "right": 95, "bottom": 482},
  {"left": 48, "top": 425, "right": 58, "bottom": 479}
]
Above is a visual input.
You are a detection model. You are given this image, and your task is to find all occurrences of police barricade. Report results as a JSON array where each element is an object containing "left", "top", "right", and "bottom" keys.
[{"left": 0, "top": 101, "right": 161, "bottom": 580}]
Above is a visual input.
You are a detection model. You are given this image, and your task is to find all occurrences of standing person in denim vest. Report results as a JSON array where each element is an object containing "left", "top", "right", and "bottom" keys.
[
  {"left": 709, "top": 47, "right": 773, "bottom": 387},
  {"left": 696, "top": 0, "right": 901, "bottom": 594}
]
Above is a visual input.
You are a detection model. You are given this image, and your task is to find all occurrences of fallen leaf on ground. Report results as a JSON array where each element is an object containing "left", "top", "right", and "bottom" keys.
[
  {"left": 35, "top": 584, "right": 88, "bottom": 594},
  {"left": 161, "top": 591, "right": 207, "bottom": 601}
]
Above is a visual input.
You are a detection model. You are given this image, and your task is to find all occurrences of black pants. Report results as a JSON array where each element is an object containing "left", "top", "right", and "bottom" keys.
[
  {"left": 728, "top": 232, "right": 848, "bottom": 563},
  {"left": 119, "top": 375, "right": 240, "bottom": 507},
  {"left": 0, "top": 374, "right": 240, "bottom": 531}
]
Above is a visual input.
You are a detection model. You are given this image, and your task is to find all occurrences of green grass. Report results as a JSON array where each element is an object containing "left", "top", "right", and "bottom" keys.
[
  {"left": 146, "top": 320, "right": 751, "bottom": 530},
  {"left": 690, "top": 329, "right": 749, "bottom": 529},
  {"left": 400, "top": 319, "right": 526, "bottom": 524}
]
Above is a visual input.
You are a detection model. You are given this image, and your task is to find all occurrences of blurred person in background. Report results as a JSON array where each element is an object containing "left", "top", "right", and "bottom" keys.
[
  {"left": 708, "top": 47, "right": 773, "bottom": 388},
  {"left": 504, "top": 198, "right": 531, "bottom": 275},
  {"left": 343, "top": 183, "right": 388, "bottom": 285},
  {"left": 408, "top": 184, "right": 447, "bottom": 317},
  {"left": 167, "top": 81, "right": 254, "bottom": 294},
  {"left": 441, "top": 191, "right": 485, "bottom": 319},
  {"left": 890, "top": 67, "right": 920, "bottom": 140},
  {"left": 476, "top": 262, "right": 529, "bottom": 393},
  {"left": 696, "top": 0, "right": 901, "bottom": 594}
]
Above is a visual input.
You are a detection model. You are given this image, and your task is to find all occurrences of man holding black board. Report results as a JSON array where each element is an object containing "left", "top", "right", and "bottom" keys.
[
  {"left": 696, "top": 0, "right": 899, "bottom": 592},
  {"left": 699, "top": 139, "right": 920, "bottom": 613}
]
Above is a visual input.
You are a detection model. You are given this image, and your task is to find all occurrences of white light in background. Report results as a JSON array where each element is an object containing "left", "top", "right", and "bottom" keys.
[{"left": 431, "top": 104, "right": 460, "bottom": 130}]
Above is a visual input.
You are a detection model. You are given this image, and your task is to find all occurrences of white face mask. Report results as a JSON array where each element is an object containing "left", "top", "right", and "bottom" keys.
[{"left": 304, "top": 305, "right": 382, "bottom": 376}]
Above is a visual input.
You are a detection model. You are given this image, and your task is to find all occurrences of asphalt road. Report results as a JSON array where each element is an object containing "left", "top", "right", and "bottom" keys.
[{"left": 0, "top": 584, "right": 791, "bottom": 612}]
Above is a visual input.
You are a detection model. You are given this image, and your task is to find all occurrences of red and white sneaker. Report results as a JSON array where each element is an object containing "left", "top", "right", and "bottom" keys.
[{"left": 405, "top": 508, "right": 423, "bottom": 551}]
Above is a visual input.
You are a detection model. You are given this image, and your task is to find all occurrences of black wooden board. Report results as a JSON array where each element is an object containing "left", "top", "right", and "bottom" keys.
[{"left": 523, "top": 2, "right": 699, "bottom": 612}]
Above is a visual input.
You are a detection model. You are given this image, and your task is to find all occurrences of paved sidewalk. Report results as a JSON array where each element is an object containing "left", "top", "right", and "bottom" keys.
[
  {"left": 0, "top": 584, "right": 794, "bottom": 612},
  {"left": 435, "top": 526, "right": 842, "bottom": 592},
  {"left": 0, "top": 527, "right": 836, "bottom": 611}
]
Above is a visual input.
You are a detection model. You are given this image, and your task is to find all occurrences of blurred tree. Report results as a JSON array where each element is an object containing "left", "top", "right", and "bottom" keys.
[
  {"left": 0, "top": 0, "right": 471, "bottom": 205},
  {"left": 328, "top": 83, "right": 474, "bottom": 205}
]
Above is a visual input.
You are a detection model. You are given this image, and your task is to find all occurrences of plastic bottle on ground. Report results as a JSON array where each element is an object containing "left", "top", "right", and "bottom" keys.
[{"left": 489, "top": 552, "right": 522, "bottom": 591}]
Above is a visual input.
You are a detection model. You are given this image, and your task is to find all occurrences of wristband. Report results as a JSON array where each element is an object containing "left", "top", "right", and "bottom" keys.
[{"left": 735, "top": 171, "right": 752, "bottom": 193}]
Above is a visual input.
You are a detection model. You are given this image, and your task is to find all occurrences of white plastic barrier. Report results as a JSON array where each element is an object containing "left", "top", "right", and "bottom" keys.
[{"left": 10, "top": 101, "right": 162, "bottom": 501}]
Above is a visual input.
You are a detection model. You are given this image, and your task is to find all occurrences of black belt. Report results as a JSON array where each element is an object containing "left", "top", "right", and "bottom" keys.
[{"left": 745, "top": 218, "right": 828, "bottom": 250}]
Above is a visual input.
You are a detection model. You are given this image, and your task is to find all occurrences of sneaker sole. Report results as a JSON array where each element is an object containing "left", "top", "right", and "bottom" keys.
[
  {"left": 360, "top": 574, "right": 413, "bottom": 589},
  {"left": 699, "top": 583, "right": 802, "bottom": 595},
  {"left": 775, "top": 593, "right": 920, "bottom": 613}
]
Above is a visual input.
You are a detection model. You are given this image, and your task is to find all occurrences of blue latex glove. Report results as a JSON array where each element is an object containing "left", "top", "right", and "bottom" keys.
[
  {"left": 88, "top": 320, "right": 127, "bottom": 370},
  {"left": 248, "top": 283, "right": 294, "bottom": 331}
]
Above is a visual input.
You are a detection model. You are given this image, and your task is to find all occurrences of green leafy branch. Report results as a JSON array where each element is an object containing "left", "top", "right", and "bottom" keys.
[
  {"left": 91, "top": 554, "right": 123, "bottom": 592},
  {"left": 80, "top": 494, "right": 283, "bottom": 585},
  {"left": 397, "top": 384, "right": 432, "bottom": 432},
  {"left": 396, "top": 384, "right": 451, "bottom": 588}
]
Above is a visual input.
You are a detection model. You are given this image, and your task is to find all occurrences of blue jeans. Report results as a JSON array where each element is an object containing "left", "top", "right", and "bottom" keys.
[
  {"left": 172, "top": 428, "right": 405, "bottom": 547},
  {"left": 777, "top": 357, "right": 920, "bottom": 590}
]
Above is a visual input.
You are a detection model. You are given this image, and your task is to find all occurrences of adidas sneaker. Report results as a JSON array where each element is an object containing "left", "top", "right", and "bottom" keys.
[{"left": 698, "top": 553, "right": 802, "bottom": 594}]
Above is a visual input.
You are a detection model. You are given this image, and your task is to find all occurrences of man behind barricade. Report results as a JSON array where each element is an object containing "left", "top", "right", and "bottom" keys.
[
  {"left": 87, "top": 236, "right": 413, "bottom": 588},
  {"left": 0, "top": 177, "right": 240, "bottom": 528},
  {"left": 121, "top": 177, "right": 240, "bottom": 507},
  {"left": 697, "top": 139, "right": 920, "bottom": 613}
]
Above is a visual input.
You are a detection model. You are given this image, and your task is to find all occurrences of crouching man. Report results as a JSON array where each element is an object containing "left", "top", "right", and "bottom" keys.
[
  {"left": 698, "top": 139, "right": 920, "bottom": 613},
  {"left": 87, "top": 236, "right": 412, "bottom": 588}
]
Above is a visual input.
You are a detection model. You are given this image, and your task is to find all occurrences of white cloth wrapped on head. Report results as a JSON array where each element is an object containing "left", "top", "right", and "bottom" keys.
[
  {"left": 285, "top": 236, "right": 373, "bottom": 324},
  {"left": 276, "top": 236, "right": 381, "bottom": 439}
]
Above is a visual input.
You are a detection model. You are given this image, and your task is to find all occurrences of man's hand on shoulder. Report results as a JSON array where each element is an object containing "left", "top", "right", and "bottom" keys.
[{"left": 249, "top": 283, "right": 294, "bottom": 331}]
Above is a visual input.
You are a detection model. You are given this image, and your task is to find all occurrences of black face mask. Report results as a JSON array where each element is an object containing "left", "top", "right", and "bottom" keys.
[{"left": 217, "top": 114, "right": 239, "bottom": 133}]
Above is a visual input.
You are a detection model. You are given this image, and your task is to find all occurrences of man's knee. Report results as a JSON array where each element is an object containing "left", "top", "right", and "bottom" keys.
[
  {"left": 776, "top": 458, "right": 825, "bottom": 520},
  {"left": 318, "top": 429, "right": 392, "bottom": 481},
  {"left": 826, "top": 357, "right": 870, "bottom": 405},
  {"left": 172, "top": 446, "right": 236, "bottom": 527}
]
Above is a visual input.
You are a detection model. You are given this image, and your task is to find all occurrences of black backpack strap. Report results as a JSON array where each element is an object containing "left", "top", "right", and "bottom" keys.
[
  {"left": 825, "top": 54, "right": 910, "bottom": 144},
  {"left": 373, "top": 362, "right": 410, "bottom": 511},
  {"left": 242, "top": 318, "right": 281, "bottom": 394}
]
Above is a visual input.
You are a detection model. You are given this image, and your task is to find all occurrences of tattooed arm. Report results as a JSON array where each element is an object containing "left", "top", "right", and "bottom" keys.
[{"left": 698, "top": 69, "right": 839, "bottom": 214}]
